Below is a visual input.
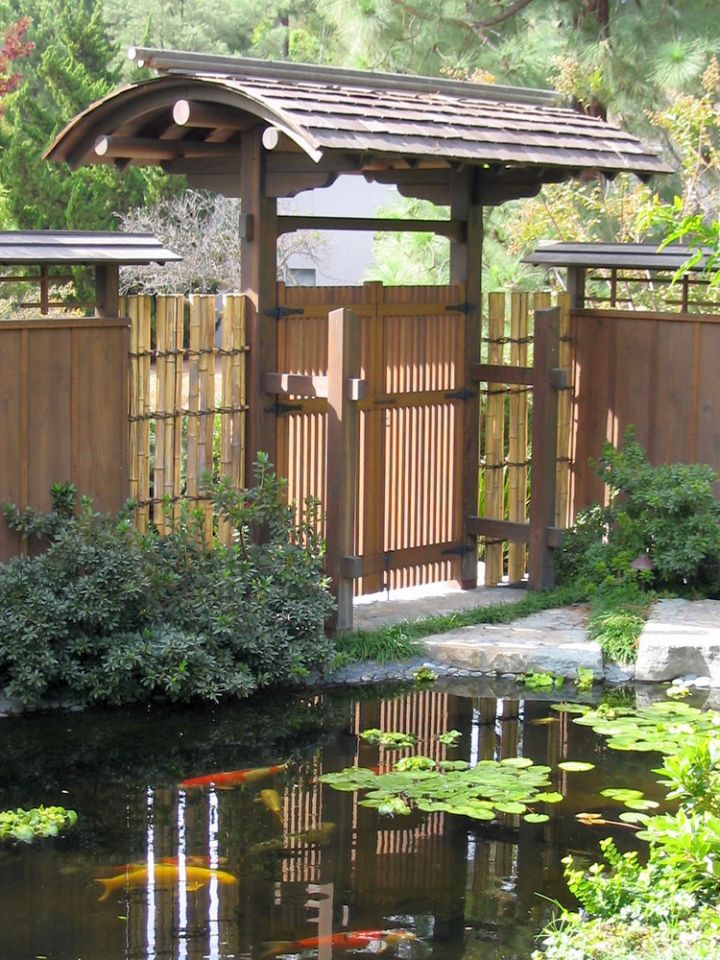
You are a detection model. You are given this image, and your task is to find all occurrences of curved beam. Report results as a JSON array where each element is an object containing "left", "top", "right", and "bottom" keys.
[{"left": 45, "top": 75, "right": 324, "bottom": 169}]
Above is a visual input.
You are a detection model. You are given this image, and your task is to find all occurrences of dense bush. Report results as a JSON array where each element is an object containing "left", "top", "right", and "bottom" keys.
[
  {"left": 0, "top": 456, "right": 335, "bottom": 706},
  {"left": 556, "top": 431, "right": 720, "bottom": 596}
]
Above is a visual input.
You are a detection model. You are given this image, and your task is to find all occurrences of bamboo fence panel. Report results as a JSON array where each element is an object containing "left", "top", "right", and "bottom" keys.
[
  {"left": 127, "top": 294, "right": 249, "bottom": 536},
  {"left": 507, "top": 292, "right": 529, "bottom": 582},
  {"left": 483, "top": 292, "right": 506, "bottom": 586}
]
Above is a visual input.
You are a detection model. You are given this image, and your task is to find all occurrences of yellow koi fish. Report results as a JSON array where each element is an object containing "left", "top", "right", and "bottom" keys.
[
  {"left": 249, "top": 822, "right": 336, "bottom": 855},
  {"left": 256, "top": 788, "right": 284, "bottom": 825},
  {"left": 94, "top": 864, "right": 238, "bottom": 901}
]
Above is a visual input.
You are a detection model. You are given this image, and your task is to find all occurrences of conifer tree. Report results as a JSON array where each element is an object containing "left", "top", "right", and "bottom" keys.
[{"left": 0, "top": 0, "right": 168, "bottom": 231}]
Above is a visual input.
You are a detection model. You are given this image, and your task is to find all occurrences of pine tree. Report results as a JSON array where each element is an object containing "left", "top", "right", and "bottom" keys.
[{"left": 0, "top": 0, "right": 167, "bottom": 231}]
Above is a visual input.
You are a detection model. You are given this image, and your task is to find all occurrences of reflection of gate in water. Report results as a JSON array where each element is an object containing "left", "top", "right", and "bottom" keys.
[{"left": 122, "top": 690, "right": 571, "bottom": 958}]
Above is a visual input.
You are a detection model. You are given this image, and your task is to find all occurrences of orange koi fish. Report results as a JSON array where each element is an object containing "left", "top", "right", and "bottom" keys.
[
  {"left": 262, "top": 930, "right": 416, "bottom": 957},
  {"left": 256, "top": 788, "right": 284, "bottom": 825},
  {"left": 180, "top": 763, "right": 287, "bottom": 790},
  {"left": 94, "top": 864, "right": 237, "bottom": 901}
]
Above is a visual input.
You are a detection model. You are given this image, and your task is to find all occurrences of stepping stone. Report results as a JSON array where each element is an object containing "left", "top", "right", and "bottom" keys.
[{"left": 635, "top": 599, "right": 720, "bottom": 684}]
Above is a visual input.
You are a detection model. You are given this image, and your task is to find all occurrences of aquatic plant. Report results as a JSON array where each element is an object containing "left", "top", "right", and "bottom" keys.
[
  {"left": 521, "top": 672, "right": 564, "bottom": 690},
  {"left": 359, "top": 729, "right": 417, "bottom": 748},
  {"left": 555, "top": 700, "right": 720, "bottom": 755},
  {"left": 0, "top": 805, "right": 77, "bottom": 843},
  {"left": 412, "top": 666, "right": 438, "bottom": 684},
  {"left": 320, "top": 756, "right": 562, "bottom": 823}
]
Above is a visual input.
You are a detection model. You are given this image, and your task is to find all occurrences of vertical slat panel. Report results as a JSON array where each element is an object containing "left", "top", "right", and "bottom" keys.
[
  {"left": 484, "top": 292, "right": 506, "bottom": 586},
  {"left": 128, "top": 296, "right": 141, "bottom": 510},
  {"left": 173, "top": 297, "right": 185, "bottom": 527},
  {"left": 555, "top": 292, "right": 572, "bottom": 528},
  {"left": 507, "top": 292, "right": 529, "bottom": 582}
]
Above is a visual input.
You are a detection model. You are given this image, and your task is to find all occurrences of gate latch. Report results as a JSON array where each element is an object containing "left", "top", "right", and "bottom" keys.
[{"left": 443, "top": 388, "right": 476, "bottom": 401}]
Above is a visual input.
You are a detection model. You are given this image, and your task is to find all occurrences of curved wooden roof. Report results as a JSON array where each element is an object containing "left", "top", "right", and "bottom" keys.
[{"left": 45, "top": 50, "right": 670, "bottom": 188}]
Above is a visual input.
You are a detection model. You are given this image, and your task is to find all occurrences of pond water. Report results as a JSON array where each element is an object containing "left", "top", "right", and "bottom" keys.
[{"left": 0, "top": 682, "right": 665, "bottom": 960}]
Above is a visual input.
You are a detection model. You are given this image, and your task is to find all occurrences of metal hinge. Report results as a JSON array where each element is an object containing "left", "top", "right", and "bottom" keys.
[
  {"left": 264, "top": 400, "right": 304, "bottom": 415},
  {"left": 444, "top": 388, "right": 476, "bottom": 401},
  {"left": 446, "top": 301, "right": 472, "bottom": 314},
  {"left": 441, "top": 544, "right": 475, "bottom": 557},
  {"left": 263, "top": 306, "right": 305, "bottom": 319}
]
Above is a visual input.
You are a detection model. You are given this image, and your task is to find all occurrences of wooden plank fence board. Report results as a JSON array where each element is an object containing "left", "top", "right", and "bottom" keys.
[
  {"left": 508, "top": 291, "right": 529, "bottom": 582},
  {"left": 483, "top": 292, "right": 506, "bottom": 586}
]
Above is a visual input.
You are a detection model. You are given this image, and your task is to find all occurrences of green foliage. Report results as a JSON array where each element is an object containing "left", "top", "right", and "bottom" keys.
[
  {"left": 521, "top": 672, "right": 564, "bottom": 690},
  {"left": 0, "top": 457, "right": 334, "bottom": 706},
  {"left": 320, "top": 753, "right": 561, "bottom": 823},
  {"left": 437, "top": 729, "right": 462, "bottom": 746},
  {"left": 0, "top": 805, "right": 77, "bottom": 842},
  {"left": 556, "top": 434, "right": 720, "bottom": 643},
  {"left": 535, "top": 717, "right": 720, "bottom": 960},
  {"left": 587, "top": 581, "right": 651, "bottom": 665},
  {"left": 412, "top": 665, "right": 437, "bottom": 685},
  {"left": 359, "top": 729, "right": 416, "bottom": 749},
  {"left": 576, "top": 667, "right": 595, "bottom": 691},
  {"left": 0, "top": 0, "right": 170, "bottom": 241}
]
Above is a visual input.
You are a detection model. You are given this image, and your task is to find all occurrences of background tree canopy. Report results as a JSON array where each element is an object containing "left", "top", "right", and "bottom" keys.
[{"left": 0, "top": 0, "right": 718, "bottom": 285}]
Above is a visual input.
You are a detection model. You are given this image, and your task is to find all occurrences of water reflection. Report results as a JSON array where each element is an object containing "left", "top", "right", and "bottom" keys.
[{"left": 0, "top": 685, "right": 649, "bottom": 960}]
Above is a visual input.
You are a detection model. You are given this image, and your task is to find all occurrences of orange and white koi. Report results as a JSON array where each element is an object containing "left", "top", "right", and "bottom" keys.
[
  {"left": 179, "top": 763, "right": 287, "bottom": 790},
  {"left": 262, "top": 930, "right": 416, "bottom": 957}
]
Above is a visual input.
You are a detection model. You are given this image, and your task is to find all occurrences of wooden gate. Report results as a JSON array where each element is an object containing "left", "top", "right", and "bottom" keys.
[{"left": 273, "top": 281, "right": 469, "bottom": 597}]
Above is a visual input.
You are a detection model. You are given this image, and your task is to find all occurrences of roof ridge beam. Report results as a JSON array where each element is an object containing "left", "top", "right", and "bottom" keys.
[{"left": 128, "top": 46, "right": 560, "bottom": 107}]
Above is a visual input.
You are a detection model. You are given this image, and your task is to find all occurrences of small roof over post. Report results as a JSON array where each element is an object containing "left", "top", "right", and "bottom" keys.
[{"left": 0, "top": 230, "right": 181, "bottom": 317}]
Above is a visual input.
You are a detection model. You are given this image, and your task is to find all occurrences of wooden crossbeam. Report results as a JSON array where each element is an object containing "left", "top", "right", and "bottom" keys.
[
  {"left": 277, "top": 215, "right": 465, "bottom": 241},
  {"left": 94, "top": 135, "right": 243, "bottom": 160},
  {"left": 264, "top": 372, "right": 365, "bottom": 400},
  {"left": 466, "top": 516, "right": 564, "bottom": 549}
]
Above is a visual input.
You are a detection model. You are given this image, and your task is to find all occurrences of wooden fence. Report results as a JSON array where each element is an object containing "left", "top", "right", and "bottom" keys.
[
  {"left": 570, "top": 307, "right": 720, "bottom": 510},
  {"left": 0, "top": 316, "right": 128, "bottom": 562},
  {"left": 123, "top": 285, "right": 572, "bottom": 594}
]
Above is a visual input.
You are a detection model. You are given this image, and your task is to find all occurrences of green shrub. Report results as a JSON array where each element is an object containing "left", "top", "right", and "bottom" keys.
[
  {"left": 556, "top": 430, "right": 720, "bottom": 596},
  {"left": 0, "top": 456, "right": 334, "bottom": 706}
]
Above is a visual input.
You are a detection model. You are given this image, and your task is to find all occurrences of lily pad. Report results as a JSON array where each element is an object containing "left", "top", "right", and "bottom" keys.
[
  {"left": 558, "top": 761, "right": 595, "bottom": 772},
  {"left": 523, "top": 813, "right": 550, "bottom": 824}
]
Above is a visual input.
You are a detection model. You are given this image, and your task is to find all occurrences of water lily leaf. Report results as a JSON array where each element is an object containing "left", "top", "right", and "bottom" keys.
[
  {"left": 619, "top": 812, "right": 651, "bottom": 824},
  {"left": 495, "top": 801, "right": 527, "bottom": 815},
  {"left": 438, "top": 760, "right": 470, "bottom": 771},
  {"left": 523, "top": 813, "right": 550, "bottom": 824},
  {"left": 624, "top": 799, "right": 660, "bottom": 811},
  {"left": 600, "top": 788, "right": 645, "bottom": 801},
  {"left": 558, "top": 761, "right": 595, "bottom": 772},
  {"left": 455, "top": 805, "right": 495, "bottom": 821},
  {"left": 533, "top": 791, "right": 564, "bottom": 804},
  {"left": 551, "top": 702, "right": 590, "bottom": 714},
  {"left": 500, "top": 757, "right": 534, "bottom": 768}
]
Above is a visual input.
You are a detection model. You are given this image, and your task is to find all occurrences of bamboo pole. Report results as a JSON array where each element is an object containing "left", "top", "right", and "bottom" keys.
[
  {"left": 128, "top": 296, "right": 140, "bottom": 512},
  {"left": 173, "top": 297, "right": 185, "bottom": 526},
  {"left": 200, "top": 295, "right": 216, "bottom": 542},
  {"left": 227, "top": 295, "right": 247, "bottom": 494},
  {"left": 484, "top": 292, "right": 506, "bottom": 586},
  {"left": 508, "top": 291, "right": 529, "bottom": 582},
  {"left": 186, "top": 297, "right": 201, "bottom": 524},
  {"left": 218, "top": 297, "right": 234, "bottom": 545},
  {"left": 137, "top": 296, "right": 152, "bottom": 533},
  {"left": 555, "top": 292, "right": 572, "bottom": 528},
  {"left": 154, "top": 297, "right": 168, "bottom": 533}
]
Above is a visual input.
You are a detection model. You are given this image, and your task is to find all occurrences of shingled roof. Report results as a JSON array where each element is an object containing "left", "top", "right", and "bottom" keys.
[{"left": 46, "top": 49, "right": 670, "bottom": 184}]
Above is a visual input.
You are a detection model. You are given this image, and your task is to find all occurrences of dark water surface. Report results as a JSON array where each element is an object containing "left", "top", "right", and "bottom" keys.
[{"left": 0, "top": 682, "right": 662, "bottom": 960}]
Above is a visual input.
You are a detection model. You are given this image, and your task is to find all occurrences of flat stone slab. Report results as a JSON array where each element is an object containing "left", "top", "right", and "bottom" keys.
[
  {"left": 353, "top": 582, "right": 526, "bottom": 631},
  {"left": 635, "top": 598, "right": 720, "bottom": 684},
  {"left": 421, "top": 605, "right": 602, "bottom": 679}
]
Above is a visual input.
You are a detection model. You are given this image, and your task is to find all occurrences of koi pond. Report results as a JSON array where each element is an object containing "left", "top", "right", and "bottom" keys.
[{"left": 0, "top": 681, "right": 675, "bottom": 960}]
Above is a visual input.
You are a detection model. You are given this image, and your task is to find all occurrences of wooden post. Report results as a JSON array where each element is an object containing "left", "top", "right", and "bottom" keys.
[
  {"left": 95, "top": 265, "right": 119, "bottom": 318},
  {"left": 528, "top": 306, "right": 561, "bottom": 589},
  {"left": 567, "top": 266, "right": 586, "bottom": 309},
  {"left": 484, "top": 292, "right": 506, "bottom": 586},
  {"left": 325, "top": 307, "right": 361, "bottom": 633},
  {"left": 240, "top": 127, "right": 278, "bottom": 476},
  {"left": 450, "top": 169, "right": 482, "bottom": 589}
]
